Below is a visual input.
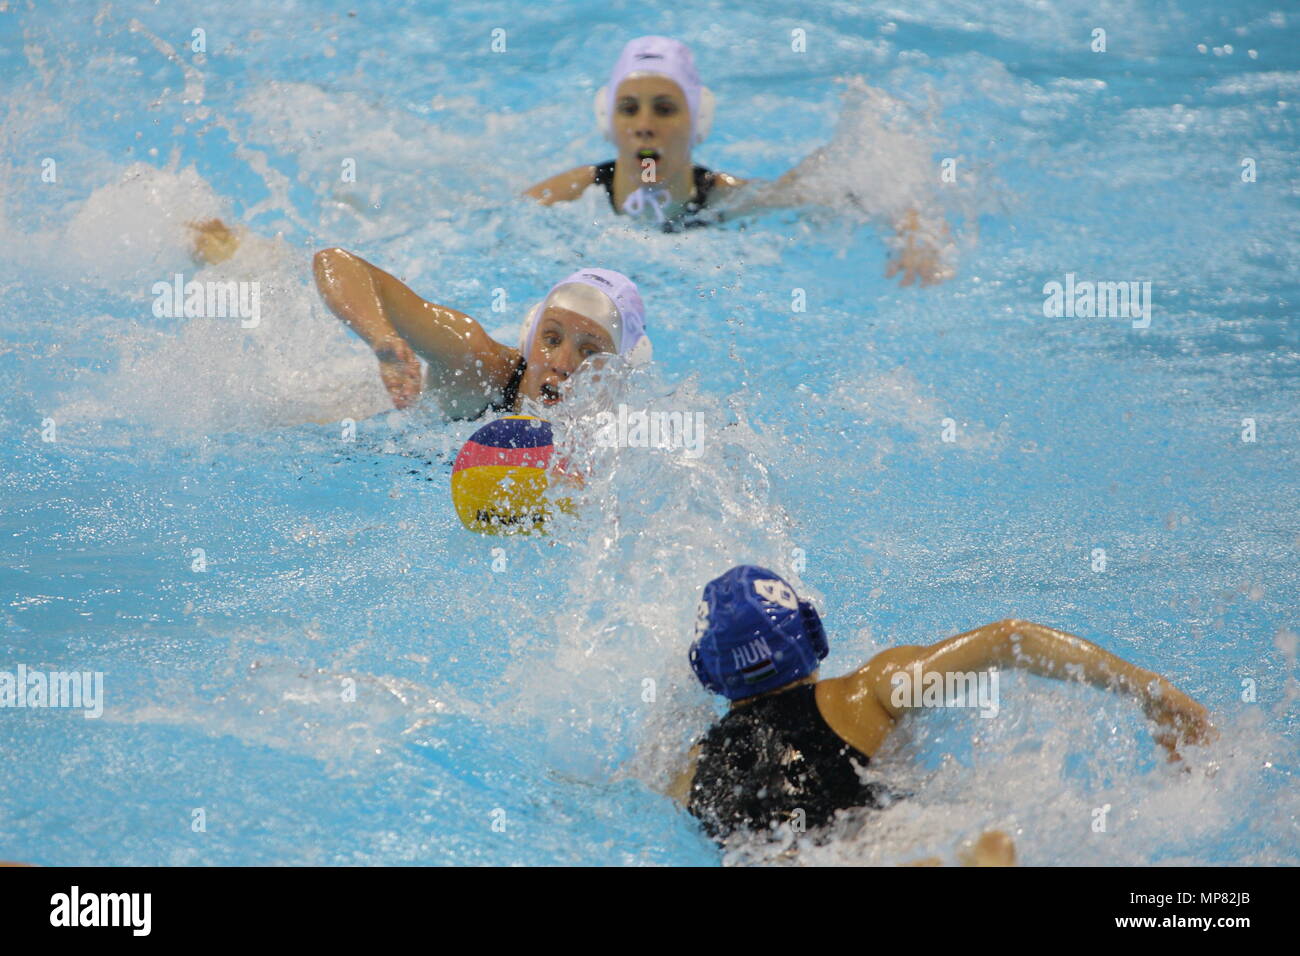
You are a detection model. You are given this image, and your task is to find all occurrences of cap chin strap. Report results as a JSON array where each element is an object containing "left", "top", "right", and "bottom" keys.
[
  {"left": 593, "top": 85, "right": 715, "bottom": 144},
  {"left": 622, "top": 186, "right": 671, "bottom": 223}
]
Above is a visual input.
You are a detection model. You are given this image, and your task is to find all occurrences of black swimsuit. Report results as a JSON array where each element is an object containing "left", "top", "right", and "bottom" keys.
[
  {"left": 592, "top": 160, "right": 717, "bottom": 231},
  {"left": 687, "top": 684, "right": 895, "bottom": 841},
  {"left": 486, "top": 357, "right": 526, "bottom": 415}
]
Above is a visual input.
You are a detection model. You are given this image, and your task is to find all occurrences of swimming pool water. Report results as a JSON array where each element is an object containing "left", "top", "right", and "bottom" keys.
[{"left": 0, "top": 0, "right": 1296, "bottom": 865}]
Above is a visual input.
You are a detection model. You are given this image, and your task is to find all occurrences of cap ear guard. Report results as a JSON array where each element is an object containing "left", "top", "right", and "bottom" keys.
[
  {"left": 623, "top": 334, "right": 653, "bottom": 366},
  {"left": 594, "top": 87, "right": 613, "bottom": 142},
  {"left": 799, "top": 599, "right": 829, "bottom": 662},
  {"left": 594, "top": 84, "right": 714, "bottom": 143},
  {"left": 694, "top": 86, "right": 715, "bottom": 143},
  {"left": 517, "top": 302, "right": 543, "bottom": 356},
  {"left": 689, "top": 642, "right": 725, "bottom": 695}
]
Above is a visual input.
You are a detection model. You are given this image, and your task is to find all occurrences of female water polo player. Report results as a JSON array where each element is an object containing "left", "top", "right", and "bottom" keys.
[
  {"left": 310, "top": 251, "right": 655, "bottom": 418},
  {"left": 525, "top": 36, "right": 741, "bottom": 231},
  {"left": 311, "top": 252, "right": 650, "bottom": 417},
  {"left": 185, "top": 220, "right": 650, "bottom": 416},
  {"left": 671, "top": 565, "right": 1216, "bottom": 843},
  {"left": 524, "top": 36, "right": 950, "bottom": 285}
]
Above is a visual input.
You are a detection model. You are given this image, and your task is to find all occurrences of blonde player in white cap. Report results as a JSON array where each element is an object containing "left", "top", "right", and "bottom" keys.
[
  {"left": 180, "top": 218, "right": 650, "bottom": 416},
  {"left": 311, "top": 248, "right": 650, "bottom": 418}
]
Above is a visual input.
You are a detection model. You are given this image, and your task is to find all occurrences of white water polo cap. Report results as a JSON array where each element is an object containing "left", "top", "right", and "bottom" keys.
[
  {"left": 519, "top": 268, "right": 653, "bottom": 366},
  {"left": 594, "top": 36, "right": 715, "bottom": 144}
]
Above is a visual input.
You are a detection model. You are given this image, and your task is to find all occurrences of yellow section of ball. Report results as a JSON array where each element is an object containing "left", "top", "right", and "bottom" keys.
[{"left": 451, "top": 464, "right": 555, "bottom": 535}]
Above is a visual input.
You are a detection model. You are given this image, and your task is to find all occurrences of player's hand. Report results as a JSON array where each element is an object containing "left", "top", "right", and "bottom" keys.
[
  {"left": 886, "top": 210, "right": 953, "bottom": 287},
  {"left": 373, "top": 336, "right": 423, "bottom": 410},
  {"left": 1143, "top": 678, "right": 1217, "bottom": 761},
  {"left": 188, "top": 218, "right": 240, "bottom": 265}
]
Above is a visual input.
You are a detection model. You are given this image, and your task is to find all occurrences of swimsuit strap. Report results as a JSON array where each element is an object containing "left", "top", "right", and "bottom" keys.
[
  {"left": 688, "top": 164, "right": 716, "bottom": 211},
  {"left": 593, "top": 160, "right": 617, "bottom": 208},
  {"left": 488, "top": 356, "right": 527, "bottom": 414}
]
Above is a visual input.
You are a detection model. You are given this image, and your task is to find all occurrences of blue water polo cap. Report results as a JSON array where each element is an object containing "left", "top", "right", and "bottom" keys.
[{"left": 689, "top": 565, "right": 829, "bottom": 701}]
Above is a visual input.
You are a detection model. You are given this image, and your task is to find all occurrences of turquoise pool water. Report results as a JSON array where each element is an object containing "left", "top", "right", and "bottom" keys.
[{"left": 0, "top": 0, "right": 1296, "bottom": 865}]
